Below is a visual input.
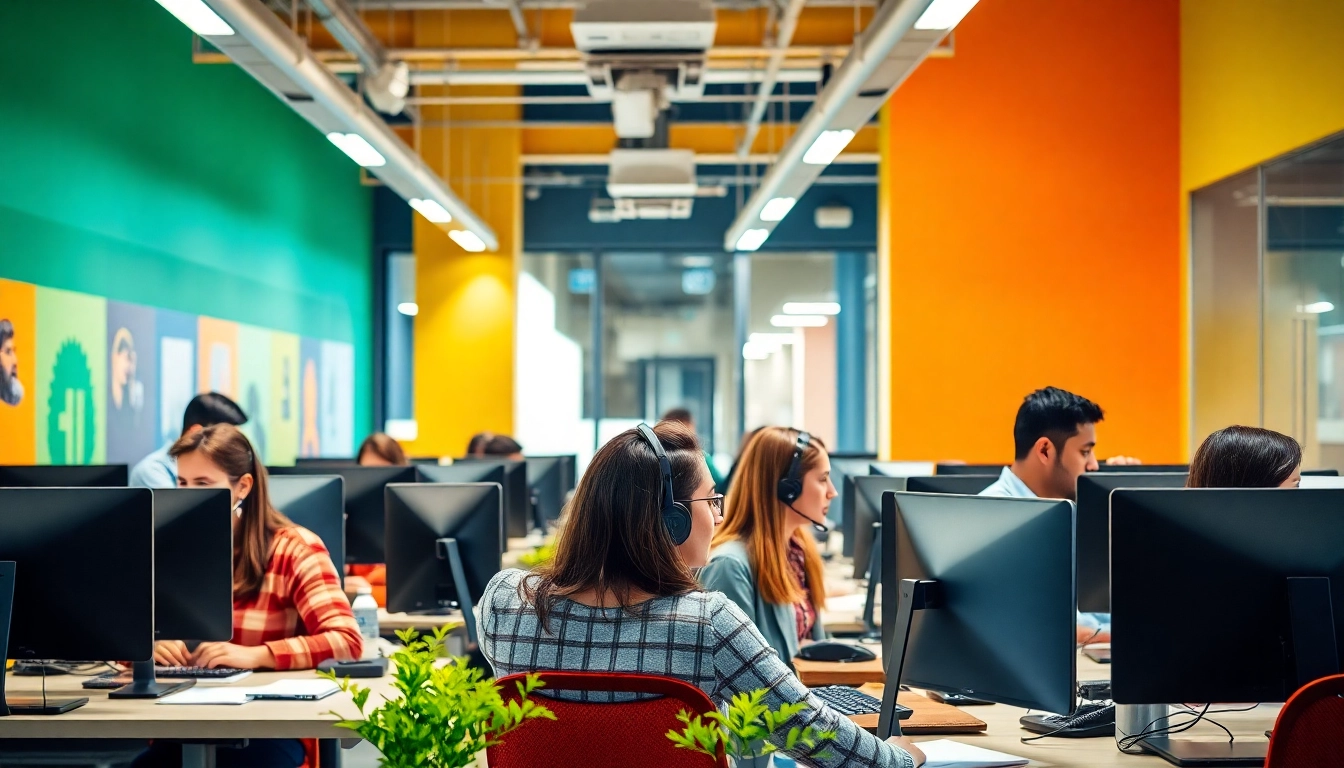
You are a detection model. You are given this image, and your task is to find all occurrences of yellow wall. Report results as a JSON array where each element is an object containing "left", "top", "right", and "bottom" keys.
[
  {"left": 1181, "top": 0, "right": 1344, "bottom": 451},
  {"left": 406, "top": 11, "right": 521, "bottom": 459}
]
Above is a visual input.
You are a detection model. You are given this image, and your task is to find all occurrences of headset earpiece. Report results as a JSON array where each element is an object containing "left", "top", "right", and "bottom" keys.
[
  {"left": 636, "top": 424, "right": 693, "bottom": 546},
  {"left": 776, "top": 430, "right": 812, "bottom": 505}
]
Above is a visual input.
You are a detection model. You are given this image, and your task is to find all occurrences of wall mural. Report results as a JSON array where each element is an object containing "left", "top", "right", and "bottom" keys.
[{"left": 0, "top": 277, "right": 354, "bottom": 466}]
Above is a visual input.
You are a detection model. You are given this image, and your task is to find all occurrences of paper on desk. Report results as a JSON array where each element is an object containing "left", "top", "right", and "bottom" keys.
[
  {"left": 915, "top": 739, "right": 1028, "bottom": 768},
  {"left": 247, "top": 679, "right": 340, "bottom": 700},
  {"left": 196, "top": 671, "right": 253, "bottom": 685},
  {"left": 157, "top": 687, "right": 252, "bottom": 705}
]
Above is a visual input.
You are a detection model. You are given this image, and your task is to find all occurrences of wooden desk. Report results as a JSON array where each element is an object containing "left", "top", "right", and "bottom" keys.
[{"left": 794, "top": 653, "right": 885, "bottom": 687}]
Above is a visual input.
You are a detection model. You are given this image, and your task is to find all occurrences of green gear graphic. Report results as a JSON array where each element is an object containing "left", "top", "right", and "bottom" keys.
[{"left": 47, "top": 339, "right": 96, "bottom": 465}]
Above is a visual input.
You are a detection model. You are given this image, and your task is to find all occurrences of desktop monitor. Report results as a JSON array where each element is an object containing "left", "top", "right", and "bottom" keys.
[
  {"left": 269, "top": 475, "right": 346, "bottom": 574},
  {"left": 152, "top": 489, "right": 234, "bottom": 642},
  {"left": 905, "top": 475, "right": 998, "bottom": 495},
  {"left": 878, "top": 492, "right": 1076, "bottom": 736},
  {"left": 268, "top": 465, "right": 417, "bottom": 564},
  {"left": 934, "top": 464, "right": 1004, "bottom": 476},
  {"left": 525, "top": 455, "right": 570, "bottom": 526},
  {"left": 1087, "top": 463, "right": 1188, "bottom": 474},
  {"left": 295, "top": 457, "right": 360, "bottom": 469},
  {"left": 832, "top": 456, "right": 880, "bottom": 557},
  {"left": 420, "top": 461, "right": 527, "bottom": 540},
  {"left": 1302, "top": 468, "right": 1340, "bottom": 477},
  {"left": 0, "top": 464, "right": 129, "bottom": 487},
  {"left": 385, "top": 483, "right": 503, "bottom": 645},
  {"left": 0, "top": 489, "right": 153, "bottom": 664},
  {"left": 1074, "top": 472, "right": 1187, "bottom": 613},
  {"left": 848, "top": 476, "right": 908, "bottom": 581},
  {"left": 1111, "top": 488, "right": 1344, "bottom": 764}
]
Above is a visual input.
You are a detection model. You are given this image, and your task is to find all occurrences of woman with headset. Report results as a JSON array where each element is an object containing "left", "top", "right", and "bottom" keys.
[
  {"left": 479, "top": 421, "right": 922, "bottom": 767},
  {"left": 699, "top": 427, "right": 835, "bottom": 666}
]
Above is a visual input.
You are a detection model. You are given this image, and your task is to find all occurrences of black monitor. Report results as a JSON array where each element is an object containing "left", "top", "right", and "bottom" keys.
[
  {"left": 935, "top": 463, "right": 1004, "bottom": 475},
  {"left": 1087, "top": 463, "right": 1187, "bottom": 474},
  {"left": 268, "top": 465, "right": 417, "bottom": 564},
  {"left": 525, "top": 456, "right": 569, "bottom": 527},
  {"left": 0, "top": 464, "right": 129, "bottom": 487},
  {"left": 419, "top": 461, "right": 527, "bottom": 541},
  {"left": 269, "top": 475, "right": 346, "bottom": 576},
  {"left": 294, "top": 457, "right": 359, "bottom": 469},
  {"left": 1074, "top": 472, "right": 1187, "bottom": 613},
  {"left": 832, "top": 457, "right": 881, "bottom": 557},
  {"left": 849, "top": 476, "right": 908, "bottom": 581},
  {"left": 1111, "top": 488, "right": 1344, "bottom": 765},
  {"left": 0, "top": 488, "right": 155, "bottom": 714},
  {"left": 1303, "top": 468, "right": 1340, "bottom": 476},
  {"left": 877, "top": 492, "right": 1076, "bottom": 737},
  {"left": 385, "top": 483, "right": 503, "bottom": 648},
  {"left": 905, "top": 475, "right": 998, "bottom": 495}
]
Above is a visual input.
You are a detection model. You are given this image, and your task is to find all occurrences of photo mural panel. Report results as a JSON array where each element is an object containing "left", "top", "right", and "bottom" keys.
[
  {"left": 0, "top": 279, "right": 36, "bottom": 464},
  {"left": 106, "top": 301, "right": 158, "bottom": 464},
  {"left": 36, "top": 287, "right": 107, "bottom": 465}
]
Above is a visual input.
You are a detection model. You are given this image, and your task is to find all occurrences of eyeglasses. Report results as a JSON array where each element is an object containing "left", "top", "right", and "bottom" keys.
[{"left": 677, "top": 494, "right": 725, "bottom": 516}]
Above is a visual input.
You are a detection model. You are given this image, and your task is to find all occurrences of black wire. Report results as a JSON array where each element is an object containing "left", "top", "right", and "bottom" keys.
[{"left": 1118, "top": 703, "right": 1224, "bottom": 753}]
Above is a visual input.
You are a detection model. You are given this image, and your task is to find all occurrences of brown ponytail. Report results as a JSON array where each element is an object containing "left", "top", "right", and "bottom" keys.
[{"left": 171, "top": 424, "right": 293, "bottom": 599}]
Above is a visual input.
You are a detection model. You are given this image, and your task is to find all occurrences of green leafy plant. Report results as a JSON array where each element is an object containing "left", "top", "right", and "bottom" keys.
[
  {"left": 325, "top": 627, "right": 555, "bottom": 768},
  {"left": 517, "top": 541, "right": 556, "bottom": 569},
  {"left": 667, "top": 688, "right": 836, "bottom": 763}
]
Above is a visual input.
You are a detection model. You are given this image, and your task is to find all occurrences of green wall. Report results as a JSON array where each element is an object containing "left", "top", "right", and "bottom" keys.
[{"left": 0, "top": 0, "right": 374, "bottom": 437}]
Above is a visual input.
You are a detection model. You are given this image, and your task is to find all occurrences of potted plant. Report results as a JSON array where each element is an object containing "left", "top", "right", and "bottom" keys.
[
  {"left": 325, "top": 627, "right": 555, "bottom": 768},
  {"left": 667, "top": 688, "right": 836, "bottom": 767}
]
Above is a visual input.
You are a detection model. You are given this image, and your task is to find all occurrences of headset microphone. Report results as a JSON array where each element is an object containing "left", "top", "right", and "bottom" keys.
[{"left": 791, "top": 503, "right": 830, "bottom": 533}]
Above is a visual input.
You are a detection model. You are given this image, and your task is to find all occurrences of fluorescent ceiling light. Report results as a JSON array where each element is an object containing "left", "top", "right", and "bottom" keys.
[
  {"left": 802, "top": 129, "right": 855, "bottom": 166},
  {"left": 154, "top": 0, "right": 235, "bottom": 36},
  {"left": 742, "top": 342, "right": 772, "bottom": 360},
  {"left": 760, "top": 197, "right": 797, "bottom": 223},
  {"left": 735, "top": 228, "right": 770, "bottom": 252},
  {"left": 749, "top": 332, "right": 796, "bottom": 346},
  {"left": 326, "top": 132, "right": 386, "bottom": 167},
  {"left": 783, "top": 301, "right": 841, "bottom": 316},
  {"left": 1305, "top": 301, "right": 1335, "bottom": 314},
  {"left": 771, "top": 314, "right": 828, "bottom": 328},
  {"left": 409, "top": 198, "right": 452, "bottom": 223},
  {"left": 915, "top": 0, "right": 980, "bottom": 30},
  {"left": 397, "top": 302, "right": 419, "bottom": 317},
  {"left": 449, "top": 230, "right": 487, "bottom": 252}
]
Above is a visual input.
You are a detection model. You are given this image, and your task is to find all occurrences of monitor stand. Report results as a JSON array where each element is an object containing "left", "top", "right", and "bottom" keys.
[
  {"left": 1140, "top": 737, "right": 1266, "bottom": 766},
  {"left": 859, "top": 522, "right": 881, "bottom": 642},
  {"left": 435, "top": 538, "right": 479, "bottom": 650},
  {"left": 877, "top": 578, "right": 942, "bottom": 739},
  {"left": 0, "top": 562, "right": 88, "bottom": 716},
  {"left": 109, "top": 660, "right": 194, "bottom": 699}
]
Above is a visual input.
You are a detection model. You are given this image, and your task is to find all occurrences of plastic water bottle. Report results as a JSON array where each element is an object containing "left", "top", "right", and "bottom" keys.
[{"left": 352, "top": 587, "right": 379, "bottom": 660}]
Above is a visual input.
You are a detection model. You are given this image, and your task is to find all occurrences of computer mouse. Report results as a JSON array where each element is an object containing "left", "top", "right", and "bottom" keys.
[{"left": 796, "top": 641, "right": 877, "bottom": 663}]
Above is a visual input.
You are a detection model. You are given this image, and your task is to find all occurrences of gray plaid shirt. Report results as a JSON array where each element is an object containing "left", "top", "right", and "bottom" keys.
[{"left": 480, "top": 569, "right": 914, "bottom": 768}]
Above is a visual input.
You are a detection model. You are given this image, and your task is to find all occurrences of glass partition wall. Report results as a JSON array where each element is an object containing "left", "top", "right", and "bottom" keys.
[{"left": 1192, "top": 133, "right": 1344, "bottom": 469}]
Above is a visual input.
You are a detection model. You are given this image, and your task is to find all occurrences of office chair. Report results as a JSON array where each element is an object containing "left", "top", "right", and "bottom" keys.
[
  {"left": 1265, "top": 674, "right": 1344, "bottom": 768},
  {"left": 487, "top": 671, "right": 727, "bottom": 768}
]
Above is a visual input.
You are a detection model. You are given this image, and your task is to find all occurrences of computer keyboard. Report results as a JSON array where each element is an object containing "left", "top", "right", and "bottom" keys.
[
  {"left": 82, "top": 666, "right": 250, "bottom": 690},
  {"left": 1019, "top": 702, "right": 1115, "bottom": 738},
  {"left": 811, "top": 685, "right": 912, "bottom": 719}
]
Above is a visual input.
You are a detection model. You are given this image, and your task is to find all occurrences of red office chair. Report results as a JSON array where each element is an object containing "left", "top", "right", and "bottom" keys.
[
  {"left": 487, "top": 671, "right": 728, "bottom": 768},
  {"left": 1265, "top": 674, "right": 1344, "bottom": 768}
]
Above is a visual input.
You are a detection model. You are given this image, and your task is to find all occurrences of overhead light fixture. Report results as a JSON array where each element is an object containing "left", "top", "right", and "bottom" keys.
[
  {"left": 154, "top": 0, "right": 235, "bottom": 36},
  {"left": 783, "top": 302, "right": 841, "bottom": 316},
  {"left": 802, "top": 129, "right": 855, "bottom": 166},
  {"left": 760, "top": 197, "right": 797, "bottom": 223},
  {"left": 1304, "top": 301, "right": 1335, "bottom": 314},
  {"left": 397, "top": 302, "right": 419, "bottom": 317},
  {"left": 749, "top": 332, "right": 796, "bottom": 346},
  {"left": 449, "top": 230, "right": 487, "bottom": 252},
  {"left": 326, "top": 132, "right": 386, "bottom": 167},
  {"left": 742, "top": 342, "right": 772, "bottom": 361},
  {"left": 735, "top": 228, "right": 770, "bottom": 252},
  {"left": 914, "top": 0, "right": 980, "bottom": 30},
  {"left": 409, "top": 198, "right": 452, "bottom": 224},
  {"left": 771, "top": 314, "right": 828, "bottom": 328}
]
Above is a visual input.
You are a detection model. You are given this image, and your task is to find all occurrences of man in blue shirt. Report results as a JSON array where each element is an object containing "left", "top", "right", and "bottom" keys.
[
  {"left": 130, "top": 392, "right": 248, "bottom": 488},
  {"left": 979, "top": 387, "right": 1138, "bottom": 642}
]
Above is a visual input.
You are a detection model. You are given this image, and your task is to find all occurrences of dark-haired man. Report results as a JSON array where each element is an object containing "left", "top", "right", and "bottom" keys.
[
  {"left": 0, "top": 319, "right": 22, "bottom": 407},
  {"left": 130, "top": 392, "right": 248, "bottom": 488}
]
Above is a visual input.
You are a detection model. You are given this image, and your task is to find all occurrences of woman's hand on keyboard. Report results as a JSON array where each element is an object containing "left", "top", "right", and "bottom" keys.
[
  {"left": 154, "top": 640, "right": 192, "bottom": 667},
  {"left": 192, "top": 642, "right": 276, "bottom": 670}
]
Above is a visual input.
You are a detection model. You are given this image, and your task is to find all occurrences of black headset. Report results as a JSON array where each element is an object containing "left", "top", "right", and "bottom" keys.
[
  {"left": 636, "top": 423, "right": 693, "bottom": 545},
  {"left": 776, "top": 429, "right": 812, "bottom": 504}
]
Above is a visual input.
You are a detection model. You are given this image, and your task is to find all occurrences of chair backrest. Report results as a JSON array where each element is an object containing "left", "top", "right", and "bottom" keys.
[
  {"left": 1266, "top": 674, "right": 1344, "bottom": 768},
  {"left": 487, "top": 671, "right": 728, "bottom": 768}
]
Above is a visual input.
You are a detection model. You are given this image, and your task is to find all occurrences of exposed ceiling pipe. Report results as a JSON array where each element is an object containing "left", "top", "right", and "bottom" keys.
[
  {"left": 499, "top": 0, "right": 533, "bottom": 47},
  {"left": 306, "top": 0, "right": 409, "bottom": 114},
  {"left": 736, "top": 0, "right": 806, "bottom": 157},
  {"left": 324, "top": 65, "right": 825, "bottom": 86},
  {"left": 203, "top": 0, "right": 498, "bottom": 249},
  {"left": 348, "top": 0, "right": 875, "bottom": 8}
]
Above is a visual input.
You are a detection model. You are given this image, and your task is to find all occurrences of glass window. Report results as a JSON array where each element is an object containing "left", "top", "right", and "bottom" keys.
[
  {"left": 384, "top": 252, "right": 415, "bottom": 438},
  {"left": 517, "top": 253, "right": 596, "bottom": 463}
]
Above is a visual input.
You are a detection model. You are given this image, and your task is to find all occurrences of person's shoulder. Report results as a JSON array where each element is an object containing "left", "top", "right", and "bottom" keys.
[
  {"left": 484, "top": 568, "right": 530, "bottom": 604},
  {"left": 708, "top": 537, "right": 751, "bottom": 564},
  {"left": 273, "top": 525, "right": 330, "bottom": 558}
]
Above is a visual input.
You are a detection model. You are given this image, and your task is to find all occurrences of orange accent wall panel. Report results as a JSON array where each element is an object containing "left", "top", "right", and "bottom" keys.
[{"left": 883, "top": 0, "right": 1181, "bottom": 463}]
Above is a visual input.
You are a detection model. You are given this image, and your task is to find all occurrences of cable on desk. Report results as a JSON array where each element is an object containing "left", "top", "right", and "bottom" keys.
[{"left": 1116, "top": 702, "right": 1261, "bottom": 754}]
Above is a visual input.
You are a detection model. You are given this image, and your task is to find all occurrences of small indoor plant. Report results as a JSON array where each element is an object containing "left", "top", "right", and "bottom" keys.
[
  {"left": 667, "top": 688, "right": 835, "bottom": 767},
  {"left": 325, "top": 627, "right": 555, "bottom": 768}
]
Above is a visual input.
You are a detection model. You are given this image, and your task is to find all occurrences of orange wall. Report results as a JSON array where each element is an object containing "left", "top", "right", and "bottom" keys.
[{"left": 883, "top": 0, "right": 1181, "bottom": 463}]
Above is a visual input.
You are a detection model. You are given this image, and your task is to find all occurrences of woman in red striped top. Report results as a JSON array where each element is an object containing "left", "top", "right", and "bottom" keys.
[{"left": 134, "top": 424, "right": 362, "bottom": 768}]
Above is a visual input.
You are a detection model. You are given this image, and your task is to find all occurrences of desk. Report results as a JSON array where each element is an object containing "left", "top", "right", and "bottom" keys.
[
  {"left": 795, "top": 654, "right": 885, "bottom": 687},
  {"left": 377, "top": 608, "right": 463, "bottom": 634},
  {"left": 0, "top": 668, "right": 389, "bottom": 767}
]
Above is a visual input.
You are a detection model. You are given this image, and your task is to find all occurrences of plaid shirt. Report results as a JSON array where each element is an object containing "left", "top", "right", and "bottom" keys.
[
  {"left": 233, "top": 526, "right": 363, "bottom": 670},
  {"left": 481, "top": 569, "right": 913, "bottom": 768}
]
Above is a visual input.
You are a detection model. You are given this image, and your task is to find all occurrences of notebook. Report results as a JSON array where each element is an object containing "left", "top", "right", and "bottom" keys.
[
  {"left": 157, "top": 688, "right": 253, "bottom": 705},
  {"left": 916, "top": 739, "right": 1028, "bottom": 768}
]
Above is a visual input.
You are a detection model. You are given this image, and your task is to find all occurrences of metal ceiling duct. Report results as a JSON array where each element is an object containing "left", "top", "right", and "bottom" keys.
[
  {"left": 197, "top": 0, "right": 497, "bottom": 249},
  {"left": 306, "top": 0, "right": 410, "bottom": 114},
  {"left": 722, "top": 0, "right": 949, "bottom": 251}
]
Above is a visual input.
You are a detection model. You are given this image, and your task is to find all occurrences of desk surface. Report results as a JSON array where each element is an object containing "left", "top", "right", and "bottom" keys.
[
  {"left": 0, "top": 669, "right": 388, "bottom": 740},
  {"left": 377, "top": 608, "right": 464, "bottom": 633}
]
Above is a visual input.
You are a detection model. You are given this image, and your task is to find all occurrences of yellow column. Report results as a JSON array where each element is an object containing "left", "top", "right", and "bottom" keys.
[{"left": 406, "top": 10, "right": 522, "bottom": 459}]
